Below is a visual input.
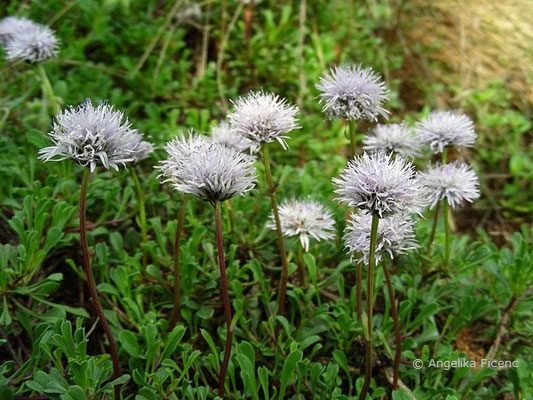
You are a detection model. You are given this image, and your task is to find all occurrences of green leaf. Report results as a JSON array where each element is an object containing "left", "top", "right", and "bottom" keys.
[
  {"left": 278, "top": 349, "right": 302, "bottom": 399},
  {"left": 119, "top": 330, "right": 141, "bottom": 358}
]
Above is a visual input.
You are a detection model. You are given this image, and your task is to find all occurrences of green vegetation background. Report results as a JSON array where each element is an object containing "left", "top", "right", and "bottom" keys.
[{"left": 0, "top": 1, "right": 531, "bottom": 399}]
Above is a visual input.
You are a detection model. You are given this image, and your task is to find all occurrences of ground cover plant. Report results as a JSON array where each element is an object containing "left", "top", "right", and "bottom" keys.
[{"left": 0, "top": 1, "right": 532, "bottom": 399}]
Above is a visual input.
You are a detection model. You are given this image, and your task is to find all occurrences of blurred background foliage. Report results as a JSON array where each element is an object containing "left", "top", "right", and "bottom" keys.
[{"left": 0, "top": 0, "right": 532, "bottom": 399}]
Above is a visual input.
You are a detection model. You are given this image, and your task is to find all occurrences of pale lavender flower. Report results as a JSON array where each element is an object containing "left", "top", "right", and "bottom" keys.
[
  {"left": 211, "top": 120, "right": 259, "bottom": 154},
  {"left": 415, "top": 110, "right": 476, "bottom": 153},
  {"left": 162, "top": 141, "right": 257, "bottom": 202},
  {"left": 0, "top": 17, "right": 36, "bottom": 45},
  {"left": 316, "top": 63, "right": 389, "bottom": 121},
  {"left": 344, "top": 211, "right": 418, "bottom": 264},
  {"left": 419, "top": 162, "right": 480, "bottom": 209},
  {"left": 132, "top": 139, "right": 154, "bottom": 162},
  {"left": 267, "top": 198, "right": 335, "bottom": 251},
  {"left": 39, "top": 100, "right": 146, "bottom": 172},
  {"left": 157, "top": 131, "right": 212, "bottom": 181},
  {"left": 363, "top": 123, "right": 422, "bottom": 158},
  {"left": 5, "top": 22, "right": 59, "bottom": 63},
  {"left": 176, "top": 3, "right": 202, "bottom": 21},
  {"left": 333, "top": 151, "right": 424, "bottom": 217},
  {"left": 228, "top": 91, "right": 300, "bottom": 150}
]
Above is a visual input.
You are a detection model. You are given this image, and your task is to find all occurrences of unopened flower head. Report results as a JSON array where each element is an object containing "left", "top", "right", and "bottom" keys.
[
  {"left": 5, "top": 22, "right": 59, "bottom": 63},
  {"left": 267, "top": 198, "right": 335, "bottom": 251},
  {"left": 344, "top": 211, "right": 418, "bottom": 264},
  {"left": 363, "top": 123, "right": 422, "bottom": 158},
  {"left": 316, "top": 63, "right": 389, "bottom": 121},
  {"left": 333, "top": 151, "right": 424, "bottom": 217},
  {"left": 416, "top": 110, "right": 476, "bottom": 153},
  {"left": 419, "top": 162, "right": 480, "bottom": 209},
  {"left": 39, "top": 100, "right": 146, "bottom": 172},
  {"left": 0, "top": 16, "right": 36, "bottom": 45},
  {"left": 163, "top": 141, "right": 257, "bottom": 202},
  {"left": 211, "top": 120, "right": 259, "bottom": 154},
  {"left": 228, "top": 91, "right": 300, "bottom": 150}
]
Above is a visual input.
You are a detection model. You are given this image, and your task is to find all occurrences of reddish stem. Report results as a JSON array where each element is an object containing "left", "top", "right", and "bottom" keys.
[
  {"left": 214, "top": 201, "right": 233, "bottom": 397},
  {"left": 79, "top": 169, "right": 121, "bottom": 400}
]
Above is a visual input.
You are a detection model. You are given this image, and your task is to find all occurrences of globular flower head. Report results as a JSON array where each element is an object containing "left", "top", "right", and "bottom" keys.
[
  {"left": 157, "top": 131, "right": 211, "bottom": 178},
  {"left": 344, "top": 211, "right": 418, "bottom": 264},
  {"left": 316, "top": 63, "right": 389, "bottom": 121},
  {"left": 4, "top": 22, "right": 59, "bottom": 63},
  {"left": 228, "top": 91, "right": 300, "bottom": 150},
  {"left": 363, "top": 123, "right": 422, "bottom": 158},
  {"left": 211, "top": 120, "right": 259, "bottom": 154},
  {"left": 333, "top": 151, "right": 424, "bottom": 217},
  {"left": 267, "top": 198, "right": 336, "bottom": 251},
  {"left": 176, "top": 3, "right": 202, "bottom": 21},
  {"left": 419, "top": 162, "right": 480, "bottom": 209},
  {"left": 159, "top": 140, "right": 257, "bottom": 202},
  {"left": 39, "top": 100, "right": 147, "bottom": 172},
  {"left": 415, "top": 110, "right": 476, "bottom": 153},
  {"left": 0, "top": 16, "right": 36, "bottom": 45},
  {"left": 131, "top": 139, "right": 154, "bottom": 162}
]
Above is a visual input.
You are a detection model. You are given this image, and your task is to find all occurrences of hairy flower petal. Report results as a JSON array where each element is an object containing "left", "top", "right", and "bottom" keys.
[
  {"left": 38, "top": 100, "right": 148, "bottom": 171},
  {"left": 419, "top": 162, "right": 480, "bottom": 209},
  {"left": 267, "top": 198, "right": 336, "bottom": 251},
  {"left": 333, "top": 151, "right": 424, "bottom": 217},
  {"left": 344, "top": 211, "right": 418, "bottom": 264},
  {"left": 228, "top": 91, "right": 300, "bottom": 150},
  {"left": 415, "top": 110, "right": 476, "bottom": 153},
  {"left": 363, "top": 123, "right": 422, "bottom": 158},
  {"left": 316, "top": 63, "right": 389, "bottom": 121}
]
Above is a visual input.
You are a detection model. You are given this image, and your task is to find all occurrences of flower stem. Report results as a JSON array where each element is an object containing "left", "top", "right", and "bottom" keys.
[
  {"left": 262, "top": 143, "right": 289, "bottom": 315},
  {"left": 382, "top": 257, "right": 401, "bottom": 390},
  {"left": 425, "top": 201, "right": 440, "bottom": 259},
  {"left": 295, "top": 240, "right": 306, "bottom": 287},
  {"left": 169, "top": 194, "right": 189, "bottom": 330},
  {"left": 356, "top": 260, "right": 362, "bottom": 319},
  {"left": 213, "top": 201, "right": 233, "bottom": 397},
  {"left": 359, "top": 213, "right": 379, "bottom": 400},
  {"left": 348, "top": 120, "right": 357, "bottom": 156},
  {"left": 79, "top": 169, "right": 121, "bottom": 400},
  {"left": 37, "top": 63, "right": 60, "bottom": 115},
  {"left": 443, "top": 199, "right": 451, "bottom": 271},
  {"left": 442, "top": 147, "right": 448, "bottom": 164},
  {"left": 226, "top": 198, "right": 235, "bottom": 234},
  {"left": 130, "top": 167, "right": 147, "bottom": 243}
]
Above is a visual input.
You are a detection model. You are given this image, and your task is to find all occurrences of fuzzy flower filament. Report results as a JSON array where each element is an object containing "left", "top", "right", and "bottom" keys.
[
  {"left": 363, "top": 123, "right": 422, "bottom": 158},
  {"left": 333, "top": 151, "right": 424, "bottom": 218},
  {"left": 39, "top": 100, "right": 148, "bottom": 172},
  {"left": 419, "top": 162, "right": 480, "bottom": 209},
  {"left": 344, "top": 211, "right": 418, "bottom": 264},
  {"left": 268, "top": 198, "right": 335, "bottom": 251},
  {"left": 0, "top": 16, "right": 36, "bottom": 45},
  {"left": 416, "top": 110, "right": 476, "bottom": 154},
  {"left": 228, "top": 91, "right": 300, "bottom": 150},
  {"left": 4, "top": 22, "right": 59, "bottom": 63},
  {"left": 316, "top": 63, "right": 390, "bottom": 122},
  {"left": 211, "top": 120, "right": 259, "bottom": 154}
]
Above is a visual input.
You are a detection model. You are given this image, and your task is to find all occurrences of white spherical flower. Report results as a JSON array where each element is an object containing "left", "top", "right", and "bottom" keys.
[
  {"left": 0, "top": 16, "right": 37, "bottom": 45},
  {"left": 163, "top": 141, "right": 257, "bottom": 202},
  {"left": 267, "top": 198, "right": 336, "bottom": 251},
  {"left": 157, "top": 131, "right": 212, "bottom": 180},
  {"left": 132, "top": 139, "right": 154, "bottom": 162},
  {"left": 419, "top": 162, "right": 480, "bottom": 209},
  {"left": 363, "top": 123, "right": 422, "bottom": 158},
  {"left": 176, "top": 3, "right": 202, "bottom": 21},
  {"left": 333, "top": 151, "right": 424, "bottom": 218},
  {"left": 5, "top": 23, "right": 59, "bottom": 63},
  {"left": 344, "top": 211, "right": 418, "bottom": 264},
  {"left": 415, "top": 110, "right": 476, "bottom": 153},
  {"left": 228, "top": 91, "right": 300, "bottom": 150},
  {"left": 39, "top": 100, "right": 146, "bottom": 172},
  {"left": 316, "top": 63, "right": 389, "bottom": 121},
  {"left": 211, "top": 121, "right": 259, "bottom": 154}
]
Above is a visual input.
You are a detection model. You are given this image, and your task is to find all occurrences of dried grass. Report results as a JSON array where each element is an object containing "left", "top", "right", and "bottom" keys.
[{"left": 399, "top": 0, "right": 533, "bottom": 108}]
